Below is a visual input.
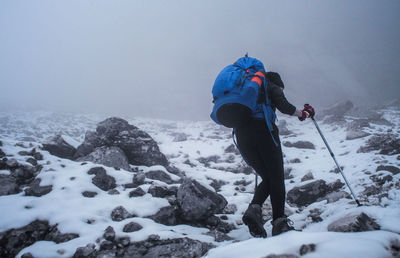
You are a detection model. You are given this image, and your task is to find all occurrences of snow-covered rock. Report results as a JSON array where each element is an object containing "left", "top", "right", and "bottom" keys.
[
  {"left": 286, "top": 179, "right": 344, "bottom": 207},
  {"left": 177, "top": 178, "right": 227, "bottom": 222},
  {"left": 42, "top": 134, "right": 76, "bottom": 159},
  {"left": 77, "top": 146, "right": 131, "bottom": 171},
  {"left": 327, "top": 213, "right": 380, "bottom": 232},
  {"left": 74, "top": 117, "right": 168, "bottom": 166}
]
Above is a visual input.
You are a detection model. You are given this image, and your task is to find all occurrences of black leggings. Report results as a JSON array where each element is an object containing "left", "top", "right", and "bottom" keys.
[{"left": 236, "top": 118, "right": 285, "bottom": 220}]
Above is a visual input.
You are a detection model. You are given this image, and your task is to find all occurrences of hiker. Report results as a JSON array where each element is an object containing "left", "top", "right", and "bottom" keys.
[
  {"left": 210, "top": 56, "right": 315, "bottom": 237},
  {"left": 237, "top": 71, "right": 315, "bottom": 237}
]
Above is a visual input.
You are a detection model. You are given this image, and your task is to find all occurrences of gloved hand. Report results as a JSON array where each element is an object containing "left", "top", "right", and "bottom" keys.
[{"left": 298, "top": 104, "right": 315, "bottom": 121}]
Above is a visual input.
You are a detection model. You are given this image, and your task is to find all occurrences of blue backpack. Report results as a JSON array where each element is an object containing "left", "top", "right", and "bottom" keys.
[{"left": 210, "top": 55, "right": 277, "bottom": 141}]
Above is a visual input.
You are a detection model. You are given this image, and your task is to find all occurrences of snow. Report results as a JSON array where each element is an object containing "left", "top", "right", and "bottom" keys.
[
  {"left": 205, "top": 231, "right": 398, "bottom": 258},
  {"left": 0, "top": 109, "right": 399, "bottom": 258}
]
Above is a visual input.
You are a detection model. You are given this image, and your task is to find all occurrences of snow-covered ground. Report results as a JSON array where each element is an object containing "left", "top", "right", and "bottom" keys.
[{"left": 0, "top": 108, "right": 399, "bottom": 258}]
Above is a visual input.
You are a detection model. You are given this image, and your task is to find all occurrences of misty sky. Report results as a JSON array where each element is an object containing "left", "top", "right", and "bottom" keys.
[{"left": 1, "top": 0, "right": 399, "bottom": 120}]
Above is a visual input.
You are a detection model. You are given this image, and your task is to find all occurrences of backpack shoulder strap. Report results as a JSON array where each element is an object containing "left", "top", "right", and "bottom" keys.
[{"left": 262, "top": 76, "right": 278, "bottom": 146}]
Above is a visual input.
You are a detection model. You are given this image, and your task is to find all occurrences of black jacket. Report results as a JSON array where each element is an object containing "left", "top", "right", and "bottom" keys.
[{"left": 268, "top": 81, "right": 296, "bottom": 115}]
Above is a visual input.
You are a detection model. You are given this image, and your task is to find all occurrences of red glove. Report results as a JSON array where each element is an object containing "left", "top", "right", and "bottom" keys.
[{"left": 298, "top": 104, "right": 315, "bottom": 121}]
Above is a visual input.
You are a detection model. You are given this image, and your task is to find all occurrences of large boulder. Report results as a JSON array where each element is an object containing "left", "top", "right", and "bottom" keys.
[
  {"left": 358, "top": 134, "right": 400, "bottom": 155},
  {"left": 77, "top": 146, "right": 131, "bottom": 171},
  {"left": 42, "top": 134, "right": 76, "bottom": 159},
  {"left": 327, "top": 213, "right": 380, "bottom": 232},
  {"left": 74, "top": 117, "right": 168, "bottom": 166},
  {"left": 287, "top": 179, "right": 344, "bottom": 207},
  {"left": 177, "top": 178, "right": 227, "bottom": 222}
]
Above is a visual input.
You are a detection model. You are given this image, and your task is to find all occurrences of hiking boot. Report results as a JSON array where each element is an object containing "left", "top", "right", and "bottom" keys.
[
  {"left": 271, "top": 216, "right": 295, "bottom": 236},
  {"left": 242, "top": 204, "right": 267, "bottom": 238}
]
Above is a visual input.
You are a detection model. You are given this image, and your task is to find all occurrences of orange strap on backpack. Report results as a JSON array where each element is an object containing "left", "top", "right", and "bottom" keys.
[{"left": 250, "top": 71, "right": 265, "bottom": 87}]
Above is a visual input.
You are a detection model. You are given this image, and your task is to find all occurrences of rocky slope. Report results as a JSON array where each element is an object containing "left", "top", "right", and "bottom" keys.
[{"left": 0, "top": 101, "right": 399, "bottom": 258}]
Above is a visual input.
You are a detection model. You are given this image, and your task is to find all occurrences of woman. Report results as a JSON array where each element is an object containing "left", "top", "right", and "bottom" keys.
[{"left": 237, "top": 71, "right": 315, "bottom": 237}]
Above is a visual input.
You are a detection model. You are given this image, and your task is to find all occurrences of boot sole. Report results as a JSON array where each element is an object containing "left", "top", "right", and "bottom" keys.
[{"left": 243, "top": 215, "right": 267, "bottom": 238}]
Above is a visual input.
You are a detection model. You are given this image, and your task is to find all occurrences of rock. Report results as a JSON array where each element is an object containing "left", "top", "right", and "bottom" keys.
[
  {"left": 24, "top": 179, "right": 52, "bottom": 197},
  {"left": 82, "top": 191, "right": 97, "bottom": 198},
  {"left": 177, "top": 178, "right": 227, "bottom": 222},
  {"left": 362, "top": 185, "right": 381, "bottom": 196},
  {"left": 308, "top": 208, "right": 323, "bottom": 222},
  {"left": 358, "top": 134, "right": 400, "bottom": 155},
  {"left": 132, "top": 172, "right": 146, "bottom": 187},
  {"left": 287, "top": 179, "right": 344, "bottom": 207},
  {"left": 149, "top": 206, "right": 179, "bottom": 226},
  {"left": 129, "top": 237, "right": 213, "bottom": 258},
  {"left": 376, "top": 165, "right": 400, "bottom": 175},
  {"left": 172, "top": 132, "right": 187, "bottom": 142},
  {"left": 0, "top": 148, "right": 5, "bottom": 158},
  {"left": 74, "top": 131, "right": 102, "bottom": 158},
  {"left": 26, "top": 157, "right": 38, "bottom": 166},
  {"left": 12, "top": 165, "right": 36, "bottom": 184},
  {"left": 224, "top": 144, "right": 240, "bottom": 155},
  {"left": 111, "top": 206, "right": 133, "bottom": 221},
  {"left": 87, "top": 166, "right": 106, "bottom": 175},
  {"left": 370, "top": 174, "right": 393, "bottom": 186},
  {"left": 145, "top": 170, "right": 177, "bottom": 184},
  {"left": 284, "top": 167, "right": 293, "bottom": 180},
  {"left": 346, "top": 130, "right": 370, "bottom": 140},
  {"left": 42, "top": 134, "right": 76, "bottom": 159},
  {"left": 116, "top": 237, "right": 131, "bottom": 247},
  {"left": 46, "top": 226, "right": 79, "bottom": 243},
  {"left": 346, "top": 119, "right": 370, "bottom": 131},
  {"left": 205, "top": 229, "right": 234, "bottom": 242},
  {"left": 123, "top": 222, "right": 143, "bottom": 233},
  {"left": 210, "top": 179, "right": 227, "bottom": 192},
  {"left": 77, "top": 146, "right": 131, "bottom": 171},
  {"left": 277, "top": 120, "right": 292, "bottom": 136},
  {"left": 265, "top": 254, "right": 298, "bottom": 258},
  {"left": 283, "top": 141, "right": 315, "bottom": 150},
  {"left": 197, "top": 155, "right": 221, "bottom": 167},
  {"left": 289, "top": 158, "right": 301, "bottom": 163},
  {"left": 103, "top": 226, "right": 116, "bottom": 241},
  {"left": 32, "top": 151, "right": 44, "bottom": 161},
  {"left": 73, "top": 243, "right": 96, "bottom": 258},
  {"left": 299, "top": 244, "right": 316, "bottom": 256},
  {"left": 148, "top": 184, "right": 177, "bottom": 198},
  {"left": 327, "top": 213, "right": 380, "bottom": 232},
  {"left": 74, "top": 117, "right": 168, "bottom": 166},
  {"left": 0, "top": 175, "right": 19, "bottom": 196},
  {"left": 129, "top": 187, "right": 146, "bottom": 197},
  {"left": 21, "top": 253, "right": 34, "bottom": 258},
  {"left": 301, "top": 172, "right": 314, "bottom": 182},
  {"left": 92, "top": 168, "right": 116, "bottom": 191},
  {"left": 223, "top": 204, "right": 237, "bottom": 214},
  {"left": 0, "top": 220, "right": 77, "bottom": 258},
  {"left": 6, "top": 158, "right": 19, "bottom": 168},
  {"left": 100, "top": 240, "right": 114, "bottom": 250}
]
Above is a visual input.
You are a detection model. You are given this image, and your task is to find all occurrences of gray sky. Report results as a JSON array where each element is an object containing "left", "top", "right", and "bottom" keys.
[{"left": 1, "top": 0, "right": 399, "bottom": 120}]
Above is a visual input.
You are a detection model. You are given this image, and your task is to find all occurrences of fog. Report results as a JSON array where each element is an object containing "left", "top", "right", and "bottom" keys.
[{"left": 1, "top": 0, "right": 399, "bottom": 120}]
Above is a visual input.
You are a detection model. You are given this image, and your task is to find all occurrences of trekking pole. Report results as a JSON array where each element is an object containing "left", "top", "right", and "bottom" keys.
[{"left": 307, "top": 107, "right": 362, "bottom": 206}]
